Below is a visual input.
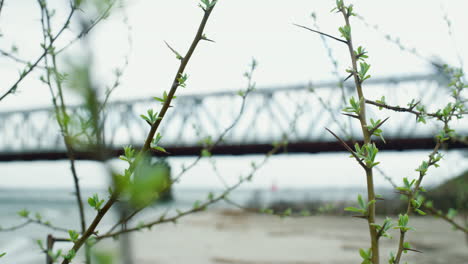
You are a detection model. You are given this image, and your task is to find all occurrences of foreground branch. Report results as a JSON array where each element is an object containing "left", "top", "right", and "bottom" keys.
[{"left": 60, "top": 4, "right": 218, "bottom": 263}]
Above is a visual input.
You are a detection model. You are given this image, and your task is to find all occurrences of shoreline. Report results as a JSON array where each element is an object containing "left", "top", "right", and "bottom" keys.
[{"left": 95, "top": 209, "right": 468, "bottom": 264}]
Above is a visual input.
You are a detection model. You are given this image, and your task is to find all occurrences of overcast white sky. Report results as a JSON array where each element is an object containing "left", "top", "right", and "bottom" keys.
[{"left": 0, "top": 0, "right": 467, "bottom": 190}]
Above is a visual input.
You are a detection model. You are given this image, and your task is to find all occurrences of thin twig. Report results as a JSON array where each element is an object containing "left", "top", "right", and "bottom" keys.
[
  {"left": 97, "top": 144, "right": 283, "bottom": 240},
  {"left": 393, "top": 141, "right": 442, "bottom": 264},
  {"left": 0, "top": 218, "right": 68, "bottom": 233},
  {"left": 55, "top": 0, "right": 118, "bottom": 55},
  {"left": 61, "top": 195, "right": 117, "bottom": 264},
  {"left": 0, "top": 3, "right": 77, "bottom": 102},
  {"left": 38, "top": 3, "right": 92, "bottom": 262},
  {"left": 424, "top": 206, "right": 468, "bottom": 234},
  {"left": 0, "top": 49, "right": 46, "bottom": 69}
]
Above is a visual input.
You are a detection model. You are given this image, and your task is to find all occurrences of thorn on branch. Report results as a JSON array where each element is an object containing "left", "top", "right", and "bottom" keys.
[
  {"left": 150, "top": 148, "right": 171, "bottom": 155},
  {"left": 164, "top": 41, "right": 184, "bottom": 60},
  {"left": 343, "top": 73, "right": 354, "bottom": 82},
  {"left": 342, "top": 113, "right": 360, "bottom": 119},
  {"left": 409, "top": 101, "right": 420, "bottom": 111},
  {"left": 368, "top": 116, "right": 390, "bottom": 136},
  {"left": 325, "top": 127, "right": 366, "bottom": 169},
  {"left": 404, "top": 248, "right": 423, "bottom": 253},
  {"left": 201, "top": 34, "right": 216, "bottom": 43},
  {"left": 293, "top": 23, "right": 348, "bottom": 44}
]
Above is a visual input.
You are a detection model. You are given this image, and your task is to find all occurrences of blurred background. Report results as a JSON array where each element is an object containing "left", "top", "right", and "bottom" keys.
[{"left": 0, "top": 0, "right": 467, "bottom": 263}]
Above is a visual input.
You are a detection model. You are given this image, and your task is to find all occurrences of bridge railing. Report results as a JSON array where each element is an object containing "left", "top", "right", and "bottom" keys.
[{"left": 0, "top": 72, "right": 465, "bottom": 157}]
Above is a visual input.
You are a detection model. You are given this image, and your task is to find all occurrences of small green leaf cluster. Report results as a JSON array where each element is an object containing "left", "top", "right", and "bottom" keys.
[
  {"left": 38, "top": 239, "right": 73, "bottom": 263},
  {"left": 140, "top": 109, "right": 161, "bottom": 126},
  {"left": 198, "top": 136, "right": 213, "bottom": 147},
  {"left": 402, "top": 242, "right": 412, "bottom": 254},
  {"left": 119, "top": 145, "right": 135, "bottom": 164},
  {"left": 201, "top": 149, "right": 211, "bottom": 157},
  {"left": 238, "top": 58, "right": 258, "bottom": 97},
  {"left": 358, "top": 62, "right": 371, "bottom": 83},
  {"left": 446, "top": 208, "right": 458, "bottom": 220},
  {"left": 410, "top": 195, "right": 426, "bottom": 216},
  {"left": 199, "top": 0, "right": 217, "bottom": 11},
  {"left": 17, "top": 209, "right": 30, "bottom": 218},
  {"left": 415, "top": 105, "right": 427, "bottom": 124},
  {"left": 359, "top": 248, "right": 372, "bottom": 264},
  {"left": 396, "top": 178, "right": 427, "bottom": 215},
  {"left": 338, "top": 25, "right": 351, "bottom": 40},
  {"left": 345, "top": 194, "right": 374, "bottom": 215},
  {"left": 342, "top": 96, "right": 361, "bottom": 115},
  {"left": 367, "top": 118, "right": 386, "bottom": 143},
  {"left": 207, "top": 192, "right": 214, "bottom": 201},
  {"left": 354, "top": 46, "right": 368, "bottom": 59},
  {"left": 64, "top": 249, "right": 76, "bottom": 261},
  {"left": 375, "top": 96, "right": 386, "bottom": 110},
  {"left": 193, "top": 200, "right": 207, "bottom": 211},
  {"left": 371, "top": 217, "right": 393, "bottom": 239},
  {"left": 347, "top": 47, "right": 372, "bottom": 84},
  {"left": 388, "top": 252, "right": 396, "bottom": 264},
  {"left": 406, "top": 99, "right": 418, "bottom": 109},
  {"left": 445, "top": 66, "right": 468, "bottom": 101},
  {"left": 48, "top": 250, "right": 63, "bottom": 263},
  {"left": 68, "top": 230, "right": 80, "bottom": 242},
  {"left": 435, "top": 102, "right": 463, "bottom": 123},
  {"left": 198, "top": 136, "right": 213, "bottom": 157},
  {"left": 88, "top": 194, "right": 105, "bottom": 211},
  {"left": 0, "top": 253, "right": 6, "bottom": 258},
  {"left": 353, "top": 143, "right": 380, "bottom": 168},
  {"left": 154, "top": 91, "right": 175, "bottom": 105},
  {"left": 436, "top": 128, "right": 454, "bottom": 143},
  {"left": 151, "top": 133, "right": 168, "bottom": 153},
  {"left": 394, "top": 214, "right": 413, "bottom": 232},
  {"left": 177, "top": 73, "right": 189, "bottom": 88},
  {"left": 396, "top": 177, "right": 415, "bottom": 194},
  {"left": 14, "top": 210, "right": 53, "bottom": 227},
  {"left": 331, "top": 0, "right": 355, "bottom": 16},
  {"left": 415, "top": 151, "right": 442, "bottom": 177}
]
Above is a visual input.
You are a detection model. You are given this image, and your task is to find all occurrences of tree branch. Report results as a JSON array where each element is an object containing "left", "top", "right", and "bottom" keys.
[
  {"left": 424, "top": 206, "right": 468, "bottom": 234},
  {"left": 60, "top": 4, "right": 219, "bottom": 263}
]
